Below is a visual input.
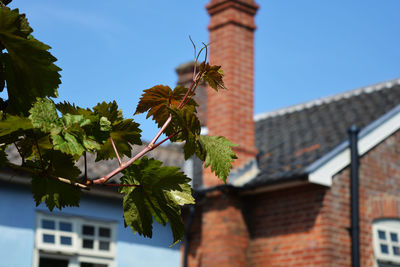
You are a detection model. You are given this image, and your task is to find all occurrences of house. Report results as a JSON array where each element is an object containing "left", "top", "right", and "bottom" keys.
[
  {"left": 181, "top": 0, "right": 400, "bottom": 267},
  {"left": 1, "top": 0, "right": 400, "bottom": 266},
  {"left": 0, "top": 143, "right": 187, "bottom": 267}
]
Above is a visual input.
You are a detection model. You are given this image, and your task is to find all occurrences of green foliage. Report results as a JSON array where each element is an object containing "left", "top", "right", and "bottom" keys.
[
  {"left": 31, "top": 174, "right": 81, "bottom": 211},
  {"left": 94, "top": 101, "right": 142, "bottom": 161},
  {"left": 120, "top": 157, "right": 194, "bottom": 245},
  {"left": 0, "top": 7, "right": 61, "bottom": 114},
  {"left": 199, "top": 62, "right": 225, "bottom": 91},
  {"left": 135, "top": 85, "right": 198, "bottom": 131},
  {"left": 29, "top": 98, "right": 61, "bottom": 132},
  {"left": 0, "top": 3, "right": 238, "bottom": 246},
  {"left": 197, "top": 135, "right": 238, "bottom": 183},
  {"left": 0, "top": 113, "right": 32, "bottom": 136},
  {"left": 30, "top": 98, "right": 96, "bottom": 156},
  {"left": 168, "top": 107, "right": 201, "bottom": 159}
]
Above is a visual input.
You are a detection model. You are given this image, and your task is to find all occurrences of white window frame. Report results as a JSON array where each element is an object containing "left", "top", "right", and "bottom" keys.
[
  {"left": 34, "top": 211, "right": 117, "bottom": 267},
  {"left": 373, "top": 219, "right": 400, "bottom": 266}
]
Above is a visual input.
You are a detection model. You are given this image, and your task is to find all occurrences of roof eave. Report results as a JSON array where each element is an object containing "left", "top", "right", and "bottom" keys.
[{"left": 306, "top": 103, "right": 400, "bottom": 186}]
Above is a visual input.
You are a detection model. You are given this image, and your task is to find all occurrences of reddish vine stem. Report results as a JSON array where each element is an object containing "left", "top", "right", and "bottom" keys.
[
  {"left": 189, "top": 36, "right": 197, "bottom": 80},
  {"left": 86, "top": 45, "right": 207, "bottom": 187},
  {"left": 110, "top": 137, "right": 122, "bottom": 166},
  {"left": 152, "top": 131, "right": 181, "bottom": 150},
  {"left": 149, "top": 115, "right": 172, "bottom": 147},
  {"left": 91, "top": 145, "right": 151, "bottom": 184}
]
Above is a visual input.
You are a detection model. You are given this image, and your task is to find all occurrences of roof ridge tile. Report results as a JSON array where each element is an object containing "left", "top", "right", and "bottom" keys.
[{"left": 254, "top": 78, "right": 400, "bottom": 121}]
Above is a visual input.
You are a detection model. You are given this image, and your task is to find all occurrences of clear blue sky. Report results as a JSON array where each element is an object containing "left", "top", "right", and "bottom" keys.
[{"left": 11, "top": 0, "right": 400, "bottom": 139}]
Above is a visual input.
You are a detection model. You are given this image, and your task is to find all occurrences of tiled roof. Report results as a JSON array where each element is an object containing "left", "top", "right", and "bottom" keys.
[{"left": 248, "top": 78, "right": 400, "bottom": 186}]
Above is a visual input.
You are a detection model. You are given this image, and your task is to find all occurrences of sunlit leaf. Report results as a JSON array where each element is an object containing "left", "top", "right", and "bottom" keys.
[
  {"left": 135, "top": 85, "right": 197, "bottom": 128},
  {"left": 199, "top": 62, "right": 225, "bottom": 91},
  {"left": 0, "top": 8, "right": 61, "bottom": 114},
  {"left": 119, "top": 157, "right": 194, "bottom": 244},
  {"left": 197, "top": 135, "right": 237, "bottom": 183}
]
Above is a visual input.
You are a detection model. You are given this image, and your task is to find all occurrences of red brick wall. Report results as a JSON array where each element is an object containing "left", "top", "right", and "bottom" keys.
[
  {"left": 187, "top": 2, "right": 259, "bottom": 266},
  {"left": 244, "top": 184, "right": 330, "bottom": 266},
  {"left": 243, "top": 130, "right": 400, "bottom": 267},
  {"left": 205, "top": 0, "right": 259, "bottom": 186}
]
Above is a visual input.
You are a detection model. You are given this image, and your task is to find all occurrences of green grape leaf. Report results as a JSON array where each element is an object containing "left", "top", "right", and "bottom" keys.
[
  {"left": 119, "top": 157, "right": 194, "bottom": 245},
  {"left": 99, "top": 116, "right": 112, "bottom": 132},
  {"left": 56, "top": 101, "right": 92, "bottom": 117},
  {"left": 16, "top": 132, "right": 52, "bottom": 160},
  {"left": 56, "top": 102, "right": 113, "bottom": 146},
  {"left": 62, "top": 113, "right": 91, "bottom": 128},
  {"left": 30, "top": 98, "right": 105, "bottom": 156},
  {"left": 199, "top": 62, "right": 225, "bottom": 91},
  {"left": 93, "top": 101, "right": 122, "bottom": 123},
  {"left": 29, "top": 98, "right": 61, "bottom": 133},
  {"left": 135, "top": 85, "right": 197, "bottom": 128},
  {"left": 0, "top": 113, "right": 32, "bottom": 137},
  {"left": 0, "top": 8, "right": 61, "bottom": 114},
  {"left": 51, "top": 132, "right": 85, "bottom": 156},
  {"left": 50, "top": 150, "right": 81, "bottom": 180},
  {"left": 96, "top": 119, "right": 142, "bottom": 161},
  {"left": 168, "top": 107, "right": 201, "bottom": 159},
  {"left": 197, "top": 135, "right": 238, "bottom": 183},
  {"left": 31, "top": 173, "right": 81, "bottom": 211}
]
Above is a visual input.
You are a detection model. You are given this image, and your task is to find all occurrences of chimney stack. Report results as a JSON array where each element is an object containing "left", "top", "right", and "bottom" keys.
[
  {"left": 185, "top": 2, "right": 259, "bottom": 267},
  {"left": 204, "top": 0, "right": 259, "bottom": 186}
]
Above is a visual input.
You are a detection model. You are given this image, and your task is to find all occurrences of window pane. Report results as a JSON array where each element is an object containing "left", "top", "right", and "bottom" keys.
[
  {"left": 83, "top": 225, "right": 95, "bottom": 236},
  {"left": 60, "top": 236, "right": 72, "bottom": 246},
  {"left": 99, "top": 241, "right": 110, "bottom": 251},
  {"left": 393, "top": 246, "right": 400, "bottom": 256},
  {"left": 43, "top": 234, "right": 55, "bottom": 244},
  {"left": 42, "top": 220, "right": 55, "bottom": 230},
  {"left": 83, "top": 239, "right": 94, "bottom": 249},
  {"left": 378, "top": 230, "right": 386, "bottom": 240},
  {"left": 80, "top": 263, "right": 108, "bottom": 267},
  {"left": 391, "top": 232, "right": 398, "bottom": 242},
  {"left": 59, "top": 222, "right": 72, "bottom": 232},
  {"left": 39, "top": 257, "right": 69, "bottom": 267},
  {"left": 381, "top": 244, "right": 389, "bottom": 254},
  {"left": 99, "top": 227, "right": 111, "bottom": 238}
]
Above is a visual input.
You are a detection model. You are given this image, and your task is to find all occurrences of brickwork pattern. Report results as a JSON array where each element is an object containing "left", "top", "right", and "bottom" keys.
[
  {"left": 242, "top": 130, "right": 400, "bottom": 267},
  {"left": 205, "top": 0, "right": 258, "bottom": 186}
]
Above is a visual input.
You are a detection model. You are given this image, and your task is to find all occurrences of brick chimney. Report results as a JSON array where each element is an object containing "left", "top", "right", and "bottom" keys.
[
  {"left": 204, "top": 0, "right": 259, "bottom": 186},
  {"left": 183, "top": 1, "right": 259, "bottom": 267}
]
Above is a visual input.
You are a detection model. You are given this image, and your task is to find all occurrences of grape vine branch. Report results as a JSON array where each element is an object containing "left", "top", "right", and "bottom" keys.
[{"left": 0, "top": 1, "right": 237, "bottom": 244}]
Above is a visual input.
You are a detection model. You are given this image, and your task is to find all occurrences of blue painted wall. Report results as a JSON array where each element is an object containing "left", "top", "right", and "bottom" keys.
[{"left": 0, "top": 182, "right": 180, "bottom": 267}]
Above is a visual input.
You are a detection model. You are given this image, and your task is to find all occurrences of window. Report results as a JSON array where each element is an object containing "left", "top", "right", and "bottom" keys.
[
  {"left": 373, "top": 219, "right": 400, "bottom": 266},
  {"left": 35, "top": 212, "right": 117, "bottom": 267}
]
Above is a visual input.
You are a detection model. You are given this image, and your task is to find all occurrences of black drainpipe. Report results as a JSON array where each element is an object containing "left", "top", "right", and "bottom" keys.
[{"left": 348, "top": 125, "right": 360, "bottom": 267}]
